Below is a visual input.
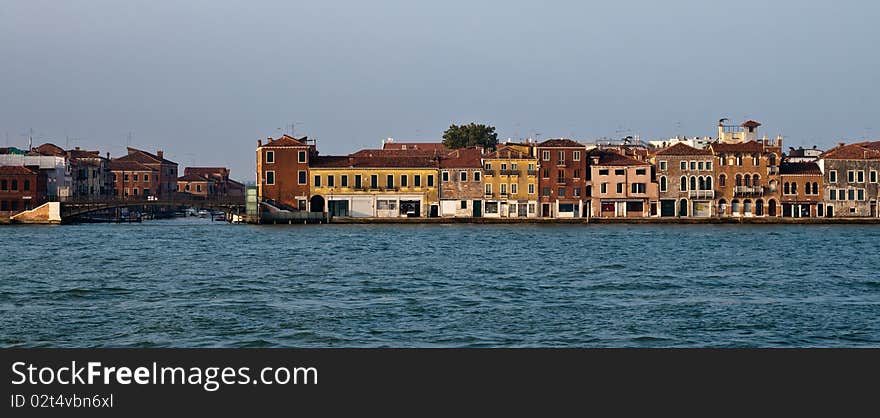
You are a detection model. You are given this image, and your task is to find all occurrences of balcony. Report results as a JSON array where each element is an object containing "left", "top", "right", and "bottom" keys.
[
  {"left": 734, "top": 186, "right": 764, "bottom": 197},
  {"left": 688, "top": 190, "right": 715, "bottom": 200},
  {"left": 484, "top": 169, "right": 496, "bottom": 176},
  {"left": 768, "top": 166, "right": 779, "bottom": 175},
  {"left": 527, "top": 169, "right": 539, "bottom": 176},
  {"left": 500, "top": 169, "right": 518, "bottom": 176}
]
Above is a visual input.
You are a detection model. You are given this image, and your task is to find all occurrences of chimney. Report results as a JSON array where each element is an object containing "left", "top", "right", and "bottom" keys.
[
  {"left": 75, "top": 146, "right": 80, "bottom": 151},
  {"left": 106, "top": 152, "right": 110, "bottom": 159},
  {"left": 838, "top": 142, "right": 845, "bottom": 147},
  {"left": 257, "top": 139, "right": 262, "bottom": 147},
  {"left": 157, "top": 150, "right": 164, "bottom": 159}
]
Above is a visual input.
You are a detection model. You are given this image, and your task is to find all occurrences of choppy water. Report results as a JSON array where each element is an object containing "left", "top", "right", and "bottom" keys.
[{"left": 1, "top": 219, "right": 879, "bottom": 347}]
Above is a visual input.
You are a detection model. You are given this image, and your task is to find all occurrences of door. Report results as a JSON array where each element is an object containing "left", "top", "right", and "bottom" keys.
[
  {"left": 430, "top": 205, "right": 439, "bottom": 217},
  {"left": 473, "top": 200, "right": 482, "bottom": 217},
  {"left": 826, "top": 206, "right": 834, "bottom": 217},
  {"left": 542, "top": 203, "right": 551, "bottom": 217},
  {"left": 518, "top": 203, "right": 527, "bottom": 217},
  {"left": 871, "top": 201, "right": 877, "bottom": 217}
]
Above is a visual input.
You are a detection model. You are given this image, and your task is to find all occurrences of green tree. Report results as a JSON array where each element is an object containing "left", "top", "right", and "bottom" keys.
[{"left": 442, "top": 123, "right": 498, "bottom": 150}]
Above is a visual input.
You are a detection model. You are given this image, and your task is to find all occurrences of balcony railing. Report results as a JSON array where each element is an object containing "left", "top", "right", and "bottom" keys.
[
  {"left": 734, "top": 186, "right": 764, "bottom": 197},
  {"left": 500, "top": 169, "right": 518, "bottom": 176},
  {"left": 484, "top": 169, "right": 496, "bottom": 176},
  {"left": 768, "top": 166, "right": 779, "bottom": 175},
  {"left": 527, "top": 169, "right": 539, "bottom": 176},
  {"left": 688, "top": 190, "right": 715, "bottom": 199}
]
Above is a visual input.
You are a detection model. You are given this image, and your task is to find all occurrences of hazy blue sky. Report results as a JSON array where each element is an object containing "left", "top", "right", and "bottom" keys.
[{"left": 2, "top": 1, "right": 878, "bottom": 180}]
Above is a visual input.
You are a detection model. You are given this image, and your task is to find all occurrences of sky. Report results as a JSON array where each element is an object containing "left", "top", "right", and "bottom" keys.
[{"left": 1, "top": 0, "right": 878, "bottom": 181}]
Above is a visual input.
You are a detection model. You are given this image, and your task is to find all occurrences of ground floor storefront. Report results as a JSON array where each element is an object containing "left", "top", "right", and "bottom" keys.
[
  {"left": 481, "top": 199, "right": 538, "bottom": 218},
  {"left": 538, "top": 200, "right": 585, "bottom": 218},
  {"left": 658, "top": 198, "right": 713, "bottom": 217},
  {"left": 590, "top": 199, "right": 651, "bottom": 218},
  {"left": 317, "top": 194, "right": 435, "bottom": 218}
]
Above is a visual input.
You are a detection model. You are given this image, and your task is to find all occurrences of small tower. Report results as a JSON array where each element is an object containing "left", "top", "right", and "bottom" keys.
[{"left": 741, "top": 120, "right": 761, "bottom": 142}]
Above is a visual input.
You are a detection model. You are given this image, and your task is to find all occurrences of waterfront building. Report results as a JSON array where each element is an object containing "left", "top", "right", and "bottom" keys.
[
  {"left": 785, "top": 146, "right": 824, "bottom": 163},
  {"left": 708, "top": 121, "right": 783, "bottom": 217},
  {"left": 652, "top": 143, "right": 715, "bottom": 217},
  {"left": 309, "top": 152, "right": 440, "bottom": 217},
  {"left": 68, "top": 148, "right": 112, "bottom": 199},
  {"left": 0, "top": 166, "right": 46, "bottom": 212},
  {"left": 177, "top": 173, "right": 213, "bottom": 197},
  {"left": 0, "top": 148, "right": 71, "bottom": 201},
  {"left": 779, "top": 162, "right": 824, "bottom": 217},
  {"left": 111, "top": 147, "right": 179, "bottom": 199},
  {"left": 535, "top": 139, "right": 589, "bottom": 218},
  {"left": 587, "top": 149, "right": 657, "bottom": 218},
  {"left": 256, "top": 135, "right": 316, "bottom": 211},
  {"left": 438, "top": 147, "right": 484, "bottom": 217},
  {"left": 817, "top": 141, "right": 880, "bottom": 217},
  {"left": 481, "top": 144, "right": 539, "bottom": 218},
  {"left": 181, "top": 167, "right": 245, "bottom": 198}
]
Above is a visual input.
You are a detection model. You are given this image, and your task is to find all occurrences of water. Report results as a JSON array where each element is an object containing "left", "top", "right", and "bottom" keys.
[{"left": 1, "top": 219, "right": 879, "bottom": 347}]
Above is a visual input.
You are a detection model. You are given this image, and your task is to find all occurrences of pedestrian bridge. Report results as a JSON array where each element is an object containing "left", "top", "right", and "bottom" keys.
[{"left": 59, "top": 197, "right": 247, "bottom": 219}]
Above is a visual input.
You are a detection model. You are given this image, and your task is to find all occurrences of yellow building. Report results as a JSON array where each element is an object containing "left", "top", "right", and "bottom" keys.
[
  {"left": 309, "top": 154, "right": 440, "bottom": 217},
  {"left": 482, "top": 144, "right": 539, "bottom": 217}
]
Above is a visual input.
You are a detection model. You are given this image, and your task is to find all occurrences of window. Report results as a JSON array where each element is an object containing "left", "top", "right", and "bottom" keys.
[
  {"left": 636, "top": 168, "right": 646, "bottom": 176},
  {"left": 294, "top": 170, "right": 305, "bottom": 185},
  {"left": 736, "top": 155, "right": 743, "bottom": 166},
  {"left": 784, "top": 182, "right": 790, "bottom": 195},
  {"left": 573, "top": 151, "right": 581, "bottom": 161},
  {"left": 573, "top": 187, "right": 580, "bottom": 197},
  {"left": 474, "top": 172, "right": 481, "bottom": 182},
  {"left": 327, "top": 175, "right": 335, "bottom": 187},
  {"left": 829, "top": 170, "right": 837, "bottom": 182},
  {"left": 386, "top": 174, "right": 394, "bottom": 188},
  {"left": 631, "top": 183, "right": 646, "bottom": 194},
  {"left": 414, "top": 175, "right": 421, "bottom": 187},
  {"left": 133, "top": 174, "right": 139, "bottom": 182},
  {"left": 542, "top": 168, "right": 550, "bottom": 178},
  {"left": 0, "top": 180, "right": 5, "bottom": 190},
  {"left": 659, "top": 161, "right": 667, "bottom": 171},
  {"left": 401, "top": 175, "right": 408, "bottom": 187},
  {"left": 9, "top": 180, "right": 16, "bottom": 191},
  {"left": 829, "top": 189, "right": 836, "bottom": 200},
  {"left": 460, "top": 200, "right": 467, "bottom": 209},
  {"left": 616, "top": 183, "right": 623, "bottom": 193},
  {"left": 528, "top": 183, "right": 535, "bottom": 194},
  {"left": 542, "top": 150, "right": 550, "bottom": 161},
  {"left": 371, "top": 175, "right": 378, "bottom": 188},
  {"left": 805, "top": 182, "right": 811, "bottom": 195},
  {"left": 848, "top": 171, "right": 855, "bottom": 183},
  {"left": 680, "top": 161, "right": 687, "bottom": 170},
  {"left": 528, "top": 163, "right": 535, "bottom": 171},
  {"left": 298, "top": 151, "right": 306, "bottom": 163},
  {"left": 706, "top": 162, "right": 713, "bottom": 171},
  {"left": 752, "top": 156, "right": 759, "bottom": 166},
  {"left": 529, "top": 203, "right": 536, "bottom": 214},
  {"left": 857, "top": 171, "right": 865, "bottom": 183},
  {"left": 599, "top": 169, "right": 609, "bottom": 176},
  {"left": 871, "top": 171, "right": 878, "bottom": 183},
  {"left": 143, "top": 175, "right": 149, "bottom": 183},
  {"left": 196, "top": 184, "right": 202, "bottom": 192},
  {"left": 811, "top": 182, "right": 818, "bottom": 195},
  {"left": 427, "top": 175, "right": 434, "bottom": 187},
  {"left": 585, "top": 185, "right": 592, "bottom": 196},
  {"left": 557, "top": 170, "right": 564, "bottom": 183},
  {"left": 133, "top": 188, "right": 139, "bottom": 196},
  {"left": 501, "top": 184, "right": 507, "bottom": 195},
  {"left": 442, "top": 171, "right": 449, "bottom": 182},
  {"left": 501, "top": 163, "right": 507, "bottom": 171},
  {"left": 314, "top": 175, "right": 321, "bottom": 187},
  {"left": 848, "top": 189, "right": 855, "bottom": 201},
  {"left": 485, "top": 183, "right": 492, "bottom": 195},
  {"left": 484, "top": 163, "right": 492, "bottom": 170},
  {"left": 355, "top": 175, "right": 362, "bottom": 188},
  {"left": 542, "top": 187, "right": 550, "bottom": 197},
  {"left": 660, "top": 176, "right": 667, "bottom": 192},
  {"left": 573, "top": 169, "right": 580, "bottom": 179},
  {"left": 680, "top": 176, "right": 687, "bottom": 191},
  {"left": 23, "top": 180, "right": 30, "bottom": 191},
  {"left": 858, "top": 189, "right": 865, "bottom": 201},
  {"left": 698, "top": 161, "right": 704, "bottom": 171},
  {"left": 460, "top": 171, "right": 467, "bottom": 182},
  {"left": 791, "top": 182, "right": 797, "bottom": 194},
  {"left": 558, "top": 187, "right": 565, "bottom": 197},
  {"left": 377, "top": 200, "right": 397, "bottom": 210},
  {"left": 614, "top": 169, "right": 625, "bottom": 175},
  {"left": 600, "top": 183, "right": 607, "bottom": 194},
  {"left": 511, "top": 183, "right": 518, "bottom": 194},
  {"left": 690, "top": 161, "right": 696, "bottom": 170},
  {"left": 266, "top": 171, "right": 275, "bottom": 185},
  {"left": 558, "top": 151, "right": 565, "bottom": 162},
  {"left": 690, "top": 176, "right": 697, "bottom": 191},
  {"left": 266, "top": 151, "right": 274, "bottom": 163},
  {"left": 839, "top": 190, "right": 845, "bottom": 201}
]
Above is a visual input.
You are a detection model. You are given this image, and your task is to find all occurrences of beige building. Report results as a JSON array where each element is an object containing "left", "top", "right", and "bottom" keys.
[{"left": 482, "top": 144, "right": 539, "bottom": 218}]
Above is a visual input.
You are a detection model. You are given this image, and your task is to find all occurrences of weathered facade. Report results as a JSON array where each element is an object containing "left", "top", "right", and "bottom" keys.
[
  {"left": 818, "top": 142, "right": 880, "bottom": 218},
  {"left": 0, "top": 166, "right": 46, "bottom": 213},
  {"left": 653, "top": 143, "right": 715, "bottom": 217},
  {"left": 68, "top": 148, "right": 112, "bottom": 199},
  {"left": 256, "top": 135, "right": 316, "bottom": 210},
  {"left": 536, "top": 139, "right": 589, "bottom": 218},
  {"left": 779, "top": 162, "right": 824, "bottom": 217},
  {"left": 111, "top": 147, "right": 179, "bottom": 199},
  {"left": 587, "top": 149, "right": 657, "bottom": 218},
  {"left": 482, "top": 144, "right": 538, "bottom": 218},
  {"left": 438, "top": 147, "right": 483, "bottom": 217},
  {"left": 177, "top": 173, "right": 212, "bottom": 197}
]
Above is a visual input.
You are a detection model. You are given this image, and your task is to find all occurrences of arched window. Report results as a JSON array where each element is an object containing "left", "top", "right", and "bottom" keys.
[
  {"left": 784, "top": 182, "right": 790, "bottom": 194},
  {"left": 705, "top": 176, "right": 713, "bottom": 190},
  {"left": 659, "top": 176, "right": 667, "bottom": 192},
  {"left": 690, "top": 176, "right": 697, "bottom": 191},
  {"left": 731, "top": 199, "right": 740, "bottom": 215},
  {"left": 699, "top": 177, "right": 706, "bottom": 190},
  {"left": 679, "top": 199, "right": 688, "bottom": 217},
  {"left": 756, "top": 199, "right": 764, "bottom": 216},
  {"left": 805, "top": 182, "right": 811, "bottom": 195},
  {"left": 791, "top": 182, "right": 797, "bottom": 194},
  {"left": 680, "top": 176, "right": 687, "bottom": 191},
  {"left": 752, "top": 174, "right": 760, "bottom": 186},
  {"left": 812, "top": 182, "right": 818, "bottom": 195},
  {"left": 744, "top": 199, "right": 752, "bottom": 214},
  {"left": 744, "top": 174, "right": 751, "bottom": 187},
  {"left": 719, "top": 174, "right": 726, "bottom": 187},
  {"left": 735, "top": 174, "right": 743, "bottom": 186},
  {"left": 769, "top": 154, "right": 777, "bottom": 166}
]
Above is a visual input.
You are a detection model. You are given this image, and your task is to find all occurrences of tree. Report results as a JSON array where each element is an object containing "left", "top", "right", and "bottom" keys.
[{"left": 442, "top": 123, "right": 498, "bottom": 150}]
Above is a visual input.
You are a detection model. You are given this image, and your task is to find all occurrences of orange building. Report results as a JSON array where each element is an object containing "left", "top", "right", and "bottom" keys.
[{"left": 256, "top": 135, "right": 316, "bottom": 210}]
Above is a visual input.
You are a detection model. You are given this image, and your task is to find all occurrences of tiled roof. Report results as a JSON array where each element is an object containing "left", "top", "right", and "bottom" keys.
[
  {"left": 32, "top": 143, "right": 66, "bottom": 156},
  {"left": 115, "top": 147, "right": 177, "bottom": 165},
  {"left": 537, "top": 138, "right": 585, "bottom": 148},
  {"left": 820, "top": 143, "right": 880, "bottom": 160},
  {"left": 484, "top": 145, "right": 533, "bottom": 160},
  {"left": 0, "top": 165, "right": 37, "bottom": 175},
  {"left": 350, "top": 149, "right": 444, "bottom": 158},
  {"left": 654, "top": 142, "right": 712, "bottom": 156},
  {"left": 184, "top": 167, "right": 229, "bottom": 179},
  {"left": 854, "top": 141, "right": 880, "bottom": 152},
  {"left": 311, "top": 156, "right": 353, "bottom": 168},
  {"left": 178, "top": 173, "right": 209, "bottom": 182},
  {"left": 439, "top": 147, "right": 482, "bottom": 168},
  {"left": 262, "top": 135, "right": 309, "bottom": 147},
  {"left": 311, "top": 154, "right": 438, "bottom": 169},
  {"left": 382, "top": 142, "right": 447, "bottom": 151},
  {"left": 780, "top": 162, "right": 822, "bottom": 175},
  {"left": 709, "top": 141, "right": 765, "bottom": 153},
  {"left": 741, "top": 120, "right": 762, "bottom": 128},
  {"left": 67, "top": 149, "right": 102, "bottom": 160},
  {"left": 108, "top": 160, "right": 156, "bottom": 172},
  {"left": 587, "top": 149, "right": 650, "bottom": 166}
]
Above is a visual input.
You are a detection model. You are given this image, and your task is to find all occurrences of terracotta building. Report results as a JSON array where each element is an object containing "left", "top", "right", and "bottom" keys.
[
  {"left": 482, "top": 144, "right": 539, "bottom": 218},
  {"left": 587, "top": 149, "right": 657, "bottom": 218},
  {"left": 111, "top": 147, "right": 178, "bottom": 199},
  {"left": 177, "top": 173, "right": 212, "bottom": 198},
  {"left": 181, "top": 167, "right": 245, "bottom": 198},
  {"left": 536, "top": 139, "right": 589, "bottom": 218},
  {"left": 653, "top": 143, "right": 715, "bottom": 217},
  {"left": 818, "top": 141, "right": 880, "bottom": 217},
  {"left": 256, "top": 135, "right": 316, "bottom": 210},
  {"left": 439, "top": 147, "right": 484, "bottom": 217},
  {"left": 779, "top": 162, "right": 824, "bottom": 217},
  {"left": 0, "top": 166, "right": 46, "bottom": 212}
]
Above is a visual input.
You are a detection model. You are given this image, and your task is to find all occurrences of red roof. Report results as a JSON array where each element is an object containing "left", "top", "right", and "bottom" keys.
[
  {"left": 178, "top": 173, "right": 209, "bottom": 182},
  {"left": 654, "top": 143, "right": 712, "bottom": 156},
  {"left": 588, "top": 149, "right": 650, "bottom": 166},
  {"left": 109, "top": 160, "right": 156, "bottom": 172},
  {"left": 741, "top": 120, "right": 762, "bottom": 128},
  {"left": 780, "top": 162, "right": 822, "bottom": 175},
  {"left": 537, "top": 138, "right": 585, "bottom": 148},
  {"left": 484, "top": 145, "right": 533, "bottom": 159},
  {"left": 350, "top": 149, "right": 444, "bottom": 158},
  {"left": 311, "top": 154, "right": 438, "bottom": 169},
  {"left": 184, "top": 167, "right": 229, "bottom": 179},
  {"left": 262, "top": 135, "right": 310, "bottom": 147},
  {"left": 821, "top": 143, "right": 880, "bottom": 160},
  {"left": 114, "top": 147, "right": 177, "bottom": 165},
  {"left": 709, "top": 141, "right": 765, "bottom": 154},
  {"left": 32, "top": 143, "right": 65, "bottom": 156},
  {"left": 0, "top": 165, "right": 37, "bottom": 175},
  {"left": 439, "top": 147, "right": 482, "bottom": 168},
  {"left": 382, "top": 142, "right": 447, "bottom": 151},
  {"left": 854, "top": 141, "right": 880, "bottom": 152}
]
